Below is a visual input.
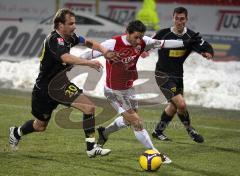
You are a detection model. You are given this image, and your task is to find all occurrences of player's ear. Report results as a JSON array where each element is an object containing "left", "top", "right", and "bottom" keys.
[{"left": 59, "top": 22, "right": 64, "bottom": 29}]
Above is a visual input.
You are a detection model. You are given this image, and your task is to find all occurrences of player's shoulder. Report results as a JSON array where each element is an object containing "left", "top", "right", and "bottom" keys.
[
  {"left": 48, "top": 31, "right": 60, "bottom": 40},
  {"left": 70, "top": 33, "right": 80, "bottom": 44},
  {"left": 99, "top": 38, "right": 116, "bottom": 51},
  {"left": 157, "top": 28, "right": 171, "bottom": 35},
  {"left": 46, "top": 31, "right": 63, "bottom": 46},
  {"left": 153, "top": 28, "right": 171, "bottom": 39},
  {"left": 112, "top": 35, "right": 122, "bottom": 39},
  {"left": 186, "top": 28, "right": 198, "bottom": 37}
]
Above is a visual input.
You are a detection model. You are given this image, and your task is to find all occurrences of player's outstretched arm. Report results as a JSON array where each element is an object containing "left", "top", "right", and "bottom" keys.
[
  {"left": 84, "top": 39, "right": 109, "bottom": 55},
  {"left": 83, "top": 38, "right": 119, "bottom": 61},
  {"left": 61, "top": 53, "right": 103, "bottom": 72},
  {"left": 144, "top": 36, "right": 184, "bottom": 50}
]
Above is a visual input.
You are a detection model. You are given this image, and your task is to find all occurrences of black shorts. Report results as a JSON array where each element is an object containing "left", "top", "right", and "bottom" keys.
[
  {"left": 31, "top": 68, "right": 83, "bottom": 121},
  {"left": 155, "top": 71, "right": 183, "bottom": 101}
]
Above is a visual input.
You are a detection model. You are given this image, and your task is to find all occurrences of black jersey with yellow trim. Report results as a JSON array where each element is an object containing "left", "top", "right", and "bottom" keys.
[
  {"left": 36, "top": 30, "right": 80, "bottom": 89},
  {"left": 153, "top": 27, "right": 213, "bottom": 77}
]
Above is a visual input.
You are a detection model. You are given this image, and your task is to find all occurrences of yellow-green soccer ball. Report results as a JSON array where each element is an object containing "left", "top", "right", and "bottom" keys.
[{"left": 139, "top": 149, "right": 162, "bottom": 171}]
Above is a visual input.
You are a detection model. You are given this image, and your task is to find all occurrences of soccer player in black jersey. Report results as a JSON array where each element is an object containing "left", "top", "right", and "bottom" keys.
[
  {"left": 151, "top": 7, "right": 214, "bottom": 143},
  {"left": 9, "top": 8, "right": 113, "bottom": 157}
]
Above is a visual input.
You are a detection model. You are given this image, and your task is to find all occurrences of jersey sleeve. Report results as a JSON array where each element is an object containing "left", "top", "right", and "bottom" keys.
[
  {"left": 92, "top": 39, "right": 116, "bottom": 58},
  {"left": 79, "top": 39, "right": 116, "bottom": 59},
  {"left": 143, "top": 36, "right": 184, "bottom": 50},
  {"left": 192, "top": 38, "right": 214, "bottom": 56},
  {"left": 71, "top": 33, "right": 86, "bottom": 46},
  {"left": 188, "top": 31, "right": 214, "bottom": 56},
  {"left": 143, "top": 36, "right": 157, "bottom": 45},
  {"left": 152, "top": 29, "right": 166, "bottom": 40}
]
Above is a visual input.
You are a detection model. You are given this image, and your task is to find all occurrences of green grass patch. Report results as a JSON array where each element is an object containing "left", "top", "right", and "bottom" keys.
[{"left": 0, "top": 89, "right": 239, "bottom": 176}]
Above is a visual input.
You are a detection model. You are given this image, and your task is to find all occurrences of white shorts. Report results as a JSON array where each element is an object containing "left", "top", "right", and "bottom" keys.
[{"left": 104, "top": 86, "right": 138, "bottom": 114}]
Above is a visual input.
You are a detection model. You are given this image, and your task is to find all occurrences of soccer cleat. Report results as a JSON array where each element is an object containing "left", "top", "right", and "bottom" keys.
[
  {"left": 152, "top": 131, "right": 171, "bottom": 141},
  {"left": 188, "top": 128, "right": 204, "bottom": 143},
  {"left": 160, "top": 153, "right": 172, "bottom": 164},
  {"left": 9, "top": 127, "right": 20, "bottom": 150},
  {"left": 86, "top": 144, "right": 111, "bottom": 158},
  {"left": 97, "top": 126, "right": 108, "bottom": 146},
  {"left": 152, "top": 148, "right": 172, "bottom": 164}
]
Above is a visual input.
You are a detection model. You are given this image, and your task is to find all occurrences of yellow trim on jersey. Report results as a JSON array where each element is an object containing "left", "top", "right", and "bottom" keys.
[
  {"left": 39, "top": 40, "right": 46, "bottom": 62},
  {"left": 171, "top": 87, "right": 176, "bottom": 93},
  {"left": 169, "top": 50, "right": 186, "bottom": 57}
]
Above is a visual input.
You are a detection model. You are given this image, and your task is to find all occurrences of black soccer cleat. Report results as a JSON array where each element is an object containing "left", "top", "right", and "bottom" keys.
[
  {"left": 97, "top": 126, "right": 108, "bottom": 147},
  {"left": 152, "top": 131, "right": 171, "bottom": 141},
  {"left": 187, "top": 128, "right": 204, "bottom": 143}
]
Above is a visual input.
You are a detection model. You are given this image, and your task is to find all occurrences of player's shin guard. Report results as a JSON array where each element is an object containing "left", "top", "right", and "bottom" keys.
[
  {"left": 177, "top": 111, "right": 191, "bottom": 129},
  {"left": 104, "top": 116, "right": 128, "bottom": 137},
  {"left": 134, "top": 129, "right": 155, "bottom": 149},
  {"left": 83, "top": 113, "right": 95, "bottom": 151},
  {"left": 155, "top": 111, "right": 173, "bottom": 133},
  {"left": 20, "top": 120, "right": 36, "bottom": 136}
]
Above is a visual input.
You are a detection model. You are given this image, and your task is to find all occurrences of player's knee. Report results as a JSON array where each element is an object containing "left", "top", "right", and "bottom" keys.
[
  {"left": 36, "top": 126, "right": 47, "bottom": 132},
  {"left": 166, "top": 104, "right": 177, "bottom": 115},
  {"left": 33, "top": 120, "right": 47, "bottom": 132},
  {"left": 84, "top": 105, "right": 96, "bottom": 114},
  {"left": 132, "top": 119, "right": 143, "bottom": 131},
  {"left": 177, "top": 101, "right": 187, "bottom": 112}
]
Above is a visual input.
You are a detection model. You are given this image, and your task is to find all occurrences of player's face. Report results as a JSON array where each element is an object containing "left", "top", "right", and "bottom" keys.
[
  {"left": 173, "top": 12, "right": 188, "bottom": 33},
  {"left": 126, "top": 31, "right": 144, "bottom": 47},
  {"left": 61, "top": 14, "right": 76, "bottom": 37}
]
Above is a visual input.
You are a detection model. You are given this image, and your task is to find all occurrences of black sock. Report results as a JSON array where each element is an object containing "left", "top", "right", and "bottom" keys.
[
  {"left": 83, "top": 114, "right": 95, "bottom": 151},
  {"left": 20, "top": 120, "right": 36, "bottom": 135},
  {"left": 13, "top": 127, "right": 21, "bottom": 140},
  {"left": 177, "top": 111, "right": 192, "bottom": 131},
  {"left": 155, "top": 111, "right": 174, "bottom": 134}
]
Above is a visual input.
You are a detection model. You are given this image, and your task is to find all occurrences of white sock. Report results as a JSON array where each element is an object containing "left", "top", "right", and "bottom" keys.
[
  {"left": 104, "top": 116, "right": 128, "bottom": 137},
  {"left": 85, "top": 137, "right": 95, "bottom": 143},
  {"left": 18, "top": 127, "right": 23, "bottom": 136},
  {"left": 134, "top": 129, "right": 155, "bottom": 149}
]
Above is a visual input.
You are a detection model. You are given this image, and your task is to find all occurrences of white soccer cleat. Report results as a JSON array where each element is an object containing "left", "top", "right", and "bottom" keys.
[
  {"left": 9, "top": 127, "right": 20, "bottom": 151},
  {"left": 86, "top": 144, "right": 111, "bottom": 158},
  {"left": 160, "top": 153, "right": 172, "bottom": 164},
  {"left": 152, "top": 148, "right": 172, "bottom": 164}
]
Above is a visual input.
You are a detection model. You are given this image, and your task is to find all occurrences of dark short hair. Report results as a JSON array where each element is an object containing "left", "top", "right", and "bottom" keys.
[
  {"left": 126, "top": 20, "right": 146, "bottom": 34},
  {"left": 173, "top": 7, "right": 188, "bottom": 17},
  {"left": 53, "top": 8, "right": 75, "bottom": 29}
]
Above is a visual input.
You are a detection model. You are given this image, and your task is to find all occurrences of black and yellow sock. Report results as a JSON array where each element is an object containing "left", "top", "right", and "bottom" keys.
[
  {"left": 83, "top": 114, "right": 95, "bottom": 151},
  {"left": 20, "top": 120, "right": 35, "bottom": 135},
  {"left": 13, "top": 120, "right": 35, "bottom": 139},
  {"left": 155, "top": 111, "right": 174, "bottom": 134},
  {"left": 177, "top": 111, "right": 192, "bottom": 130}
]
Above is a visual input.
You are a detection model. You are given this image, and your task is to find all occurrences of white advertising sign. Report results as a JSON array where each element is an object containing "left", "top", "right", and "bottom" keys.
[{"left": 0, "top": 0, "right": 55, "bottom": 22}]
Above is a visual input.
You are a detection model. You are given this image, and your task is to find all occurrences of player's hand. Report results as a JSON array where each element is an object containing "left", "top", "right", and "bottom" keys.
[
  {"left": 103, "top": 50, "right": 121, "bottom": 62},
  {"left": 201, "top": 52, "right": 213, "bottom": 60},
  {"left": 183, "top": 32, "right": 202, "bottom": 47},
  {"left": 89, "top": 60, "right": 103, "bottom": 72}
]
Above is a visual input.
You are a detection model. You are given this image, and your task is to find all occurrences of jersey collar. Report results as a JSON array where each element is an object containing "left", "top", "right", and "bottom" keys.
[
  {"left": 171, "top": 27, "right": 187, "bottom": 36},
  {"left": 121, "top": 35, "right": 132, "bottom": 46}
]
